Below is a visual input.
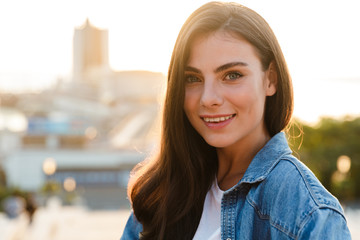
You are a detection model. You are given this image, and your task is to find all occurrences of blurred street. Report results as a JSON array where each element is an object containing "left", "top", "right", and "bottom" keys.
[
  {"left": 345, "top": 206, "right": 360, "bottom": 239},
  {"left": 0, "top": 199, "right": 359, "bottom": 240},
  {"left": 0, "top": 197, "right": 131, "bottom": 240}
]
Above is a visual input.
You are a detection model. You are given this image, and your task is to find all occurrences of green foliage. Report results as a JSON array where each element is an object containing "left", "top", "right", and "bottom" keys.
[
  {"left": 287, "top": 117, "right": 360, "bottom": 201},
  {"left": 0, "top": 166, "right": 6, "bottom": 187},
  {"left": 40, "top": 180, "right": 61, "bottom": 195}
]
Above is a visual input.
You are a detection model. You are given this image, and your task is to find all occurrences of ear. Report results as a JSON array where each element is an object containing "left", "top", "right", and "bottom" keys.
[{"left": 265, "top": 61, "right": 277, "bottom": 96}]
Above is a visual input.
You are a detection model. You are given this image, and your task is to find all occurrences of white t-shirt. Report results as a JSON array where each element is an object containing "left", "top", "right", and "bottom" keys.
[{"left": 193, "top": 180, "right": 224, "bottom": 240}]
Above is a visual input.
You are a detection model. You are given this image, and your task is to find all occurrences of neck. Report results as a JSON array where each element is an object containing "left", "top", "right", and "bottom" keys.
[{"left": 216, "top": 125, "right": 270, "bottom": 190}]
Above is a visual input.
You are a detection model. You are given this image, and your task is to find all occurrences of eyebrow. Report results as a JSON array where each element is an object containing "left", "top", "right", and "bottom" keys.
[{"left": 185, "top": 61, "right": 248, "bottom": 74}]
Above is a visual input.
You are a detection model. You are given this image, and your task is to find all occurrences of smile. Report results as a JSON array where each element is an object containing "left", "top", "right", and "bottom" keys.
[{"left": 201, "top": 114, "right": 236, "bottom": 123}]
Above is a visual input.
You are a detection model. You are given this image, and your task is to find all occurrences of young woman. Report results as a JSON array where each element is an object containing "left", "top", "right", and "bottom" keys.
[{"left": 121, "top": 2, "right": 351, "bottom": 239}]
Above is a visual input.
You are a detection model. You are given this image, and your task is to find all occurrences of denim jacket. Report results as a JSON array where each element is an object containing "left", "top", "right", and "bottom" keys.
[{"left": 121, "top": 132, "right": 351, "bottom": 239}]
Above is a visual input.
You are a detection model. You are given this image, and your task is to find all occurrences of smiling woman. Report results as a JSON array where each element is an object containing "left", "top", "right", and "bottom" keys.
[
  {"left": 121, "top": 2, "right": 351, "bottom": 240},
  {"left": 183, "top": 32, "right": 277, "bottom": 153}
]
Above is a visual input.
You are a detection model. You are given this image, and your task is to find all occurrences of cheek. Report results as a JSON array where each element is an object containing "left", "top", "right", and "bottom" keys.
[
  {"left": 183, "top": 96, "right": 195, "bottom": 123},
  {"left": 183, "top": 93, "right": 190, "bottom": 111},
  {"left": 184, "top": 90, "right": 198, "bottom": 114},
  {"left": 250, "top": 90, "right": 268, "bottom": 117},
  {"left": 228, "top": 86, "right": 256, "bottom": 105},
  {"left": 231, "top": 86, "right": 266, "bottom": 113}
]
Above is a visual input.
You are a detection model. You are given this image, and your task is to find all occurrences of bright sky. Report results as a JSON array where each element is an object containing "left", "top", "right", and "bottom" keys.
[{"left": 0, "top": 0, "right": 359, "bottom": 123}]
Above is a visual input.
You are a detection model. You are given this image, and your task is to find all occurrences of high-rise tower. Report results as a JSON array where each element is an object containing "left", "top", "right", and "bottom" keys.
[{"left": 73, "top": 19, "right": 109, "bottom": 84}]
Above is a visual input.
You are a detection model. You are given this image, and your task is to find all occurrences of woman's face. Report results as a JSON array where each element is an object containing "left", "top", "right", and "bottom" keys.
[{"left": 183, "top": 31, "right": 276, "bottom": 149}]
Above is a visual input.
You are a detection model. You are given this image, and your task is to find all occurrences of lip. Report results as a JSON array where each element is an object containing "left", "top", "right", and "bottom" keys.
[{"left": 200, "top": 114, "right": 236, "bottom": 129}]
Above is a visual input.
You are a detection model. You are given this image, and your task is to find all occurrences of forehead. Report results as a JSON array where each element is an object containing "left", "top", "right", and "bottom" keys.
[{"left": 187, "top": 31, "right": 262, "bottom": 69}]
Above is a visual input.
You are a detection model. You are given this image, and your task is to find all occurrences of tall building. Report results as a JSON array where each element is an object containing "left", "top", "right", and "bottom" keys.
[{"left": 73, "top": 19, "right": 110, "bottom": 84}]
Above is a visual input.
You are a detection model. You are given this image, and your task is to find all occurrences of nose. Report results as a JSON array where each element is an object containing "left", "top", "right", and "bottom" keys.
[{"left": 200, "top": 79, "right": 223, "bottom": 108}]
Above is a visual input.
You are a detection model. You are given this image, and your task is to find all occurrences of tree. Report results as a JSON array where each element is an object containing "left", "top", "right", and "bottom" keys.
[{"left": 288, "top": 117, "right": 360, "bottom": 201}]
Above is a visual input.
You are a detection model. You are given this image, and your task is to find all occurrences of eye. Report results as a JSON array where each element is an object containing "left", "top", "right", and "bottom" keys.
[
  {"left": 225, "top": 72, "right": 243, "bottom": 81},
  {"left": 185, "top": 75, "right": 201, "bottom": 83}
]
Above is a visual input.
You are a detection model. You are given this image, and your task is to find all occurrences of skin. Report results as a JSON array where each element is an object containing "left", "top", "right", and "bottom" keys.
[{"left": 184, "top": 31, "right": 277, "bottom": 190}]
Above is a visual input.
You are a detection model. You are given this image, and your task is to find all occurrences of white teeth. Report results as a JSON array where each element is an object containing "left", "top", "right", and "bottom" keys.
[{"left": 203, "top": 115, "right": 233, "bottom": 123}]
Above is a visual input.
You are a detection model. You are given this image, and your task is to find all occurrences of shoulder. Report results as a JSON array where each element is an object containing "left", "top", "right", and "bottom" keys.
[
  {"left": 246, "top": 155, "right": 349, "bottom": 238},
  {"left": 121, "top": 212, "right": 143, "bottom": 240},
  {"left": 270, "top": 155, "right": 343, "bottom": 212},
  {"left": 258, "top": 155, "right": 344, "bottom": 211},
  {"left": 297, "top": 207, "right": 351, "bottom": 239}
]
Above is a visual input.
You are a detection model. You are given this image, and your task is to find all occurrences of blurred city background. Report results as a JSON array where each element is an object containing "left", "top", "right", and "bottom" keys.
[{"left": 0, "top": 0, "right": 360, "bottom": 239}]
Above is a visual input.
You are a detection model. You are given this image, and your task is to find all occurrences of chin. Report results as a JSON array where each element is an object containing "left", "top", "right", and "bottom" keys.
[{"left": 203, "top": 137, "right": 233, "bottom": 148}]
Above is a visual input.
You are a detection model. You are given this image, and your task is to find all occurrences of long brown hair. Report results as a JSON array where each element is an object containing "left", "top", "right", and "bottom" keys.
[{"left": 129, "top": 2, "right": 293, "bottom": 239}]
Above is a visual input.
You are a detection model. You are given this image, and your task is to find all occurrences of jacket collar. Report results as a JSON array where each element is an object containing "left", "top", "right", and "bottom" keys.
[{"left": 225, "top": 132, "right": 292, "bottom": 193}]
